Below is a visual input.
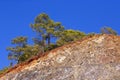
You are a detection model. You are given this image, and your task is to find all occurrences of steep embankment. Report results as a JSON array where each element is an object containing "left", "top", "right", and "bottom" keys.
[{"left": 0, "top": 34, "right": 120, "bottom": 80}]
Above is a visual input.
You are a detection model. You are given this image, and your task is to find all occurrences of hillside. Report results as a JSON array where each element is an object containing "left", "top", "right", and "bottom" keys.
[{"left": 0, "top": 34, "right": 120, "bottom": 80}]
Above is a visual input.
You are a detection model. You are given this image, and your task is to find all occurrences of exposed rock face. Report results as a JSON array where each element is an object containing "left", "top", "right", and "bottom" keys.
[{"left": 0, "top": 34, "right": 120, "bottom": 80}]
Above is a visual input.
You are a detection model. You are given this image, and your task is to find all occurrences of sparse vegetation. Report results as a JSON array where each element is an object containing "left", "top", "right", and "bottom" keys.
[{"left": 0, "top": 67, "right": 9, "bottom": 75}]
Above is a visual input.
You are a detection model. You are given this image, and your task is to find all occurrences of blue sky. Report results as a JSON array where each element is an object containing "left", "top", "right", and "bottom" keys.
[{"left": 0, "top": 0, "right": 120, "bottom": 69}]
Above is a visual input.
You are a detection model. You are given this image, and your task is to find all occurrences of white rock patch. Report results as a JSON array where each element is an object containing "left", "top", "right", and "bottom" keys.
[
  {"left": 92, "top": 36, "right": 104, "bottom": 44},
  {"left": 56, "top": 55, "right": 66, "bottom": 63}
]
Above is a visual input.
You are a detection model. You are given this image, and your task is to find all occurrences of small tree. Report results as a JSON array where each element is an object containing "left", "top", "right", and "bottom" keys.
[
  {"left": 7, "top": 36, "right": 27, "bottom": 63},
  {"left": 56, "top": 30, "right": 86, "bottom": 46},
  {"left": 7, "top": 36, "right": 43, "bottom": 63},
  {"left": 18, "top": 44, "right": 42, "bottom": 63},
  {"left": 101, "top": 27, "right": 117, "bottom": 35}
]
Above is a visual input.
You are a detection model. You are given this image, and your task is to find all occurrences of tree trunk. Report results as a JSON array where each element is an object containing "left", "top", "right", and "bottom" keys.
[
  {"left": 42, "top": 36, "right": 45, "bottom": 47},
  {"left": 48, "top": 33, "right": 50, "bottom": 47}
]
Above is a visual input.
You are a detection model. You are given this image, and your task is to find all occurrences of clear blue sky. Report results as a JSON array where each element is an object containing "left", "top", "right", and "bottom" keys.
[{"left": 0, "top": 0, "right": 120, "bottom": 69}]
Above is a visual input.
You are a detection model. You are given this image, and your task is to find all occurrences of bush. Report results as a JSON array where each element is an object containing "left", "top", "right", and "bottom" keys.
[{"left": 0, "top": 67, "right": 9, "bottom": 75}]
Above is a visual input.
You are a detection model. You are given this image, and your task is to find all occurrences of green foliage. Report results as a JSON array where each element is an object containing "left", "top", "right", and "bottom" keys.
[
  {"left": 18, "top": 45, "right": 42, "bottom": 63},
  {"left": 30, "top": 13, "right": 64, "bottom": 47},
  {"left": 56, "top": 30, "right": 86, "bottom": 46},
  {"left": 7, "top": 36, "right": 28, "bottom": 63},
  {"left": 101, "top": 27, "right": 117, "bottom": 35},
  {"left": 7, "top": 37, "right": 43, "bottom": 63},
  {"left": 11, "top": 36, "right": 27, "bottom": 45}
]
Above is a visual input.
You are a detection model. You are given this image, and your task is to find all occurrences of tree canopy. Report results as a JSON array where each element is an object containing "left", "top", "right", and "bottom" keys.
[
  {"left": 7, "top": 36, "right": 28, "bottom": 63},
  {"left": 57, "top": 30, "right": 86, "bottom": 46},
  {"left": 7, "top": 36, "right": 43, "bottom": 63},
  {"left": 30, "top": 13, "right": 64, "bottom": 47}
]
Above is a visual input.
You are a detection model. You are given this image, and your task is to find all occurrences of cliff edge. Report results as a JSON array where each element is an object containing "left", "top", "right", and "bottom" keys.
[{"left": 0, "top": 34, "right": 120, "bottom": 80}]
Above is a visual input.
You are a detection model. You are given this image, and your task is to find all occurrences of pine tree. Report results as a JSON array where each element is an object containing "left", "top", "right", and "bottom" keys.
[
  {"left": 7, "top": 36, "right": 27, "bottom": 63},
  {"left": 57, "top": 30, "right": 86, "bottom": 46},
  {"left": 30, "top": 13, "right": 64, "bottom": 48}
]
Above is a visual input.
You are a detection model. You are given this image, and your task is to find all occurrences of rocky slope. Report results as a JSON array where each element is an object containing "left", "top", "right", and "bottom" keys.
[{"left": 0, "top": 34, "right": 120, "bottom": 80}]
